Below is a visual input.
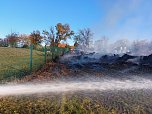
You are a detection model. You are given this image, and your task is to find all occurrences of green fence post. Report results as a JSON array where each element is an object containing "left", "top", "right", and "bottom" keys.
[
  {"left": 52, "top": 46, "right": 54, "bottom": 60},
  {"left": 50, "top": 47, "right": 52, "bottom": 60},
  {"left": 30, "top": 44, "right": 33, "bottom": 73},
  {"left": 44, "top": 45, "right": 47, "bottom": 64}
]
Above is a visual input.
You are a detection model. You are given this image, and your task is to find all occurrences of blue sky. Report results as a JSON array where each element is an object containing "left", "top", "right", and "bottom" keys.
[{"left": 0, "top": 0, "right": 152, "bottom": 42}]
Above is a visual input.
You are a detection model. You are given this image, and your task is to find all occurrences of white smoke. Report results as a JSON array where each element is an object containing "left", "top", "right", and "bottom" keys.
[
  {"left": 94, "top": 0, "right": 152, "bottom": 40},
  {"left": 94, "top": 38, "right": 152, "bottom": 56}
]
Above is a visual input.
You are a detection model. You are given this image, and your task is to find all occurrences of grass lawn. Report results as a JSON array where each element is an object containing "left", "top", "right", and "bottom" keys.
[{"left": 0, "top": 47, "right": 45, "bottom": 81}]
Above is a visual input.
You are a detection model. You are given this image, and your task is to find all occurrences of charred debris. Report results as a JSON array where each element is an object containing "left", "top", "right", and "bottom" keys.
[{"left": 60, "top": 51, "right": 152, "bottom": 74}]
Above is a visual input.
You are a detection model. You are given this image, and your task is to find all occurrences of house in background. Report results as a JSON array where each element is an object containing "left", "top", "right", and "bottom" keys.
[
  {"left": 58, "top": 43, "right": 67, "bottom": 48},
  {"left": 58, "top": 43, "right": 75, "bottom": 51}
]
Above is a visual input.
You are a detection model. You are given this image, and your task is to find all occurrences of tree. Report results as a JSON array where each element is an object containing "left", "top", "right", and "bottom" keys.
[
  {"left": 56, "top": 23, "right": 74, "bottom": 44},
  {"left": 42, "top": 23, "right": 74, "bottom": 46},
  {"left": 42, "top": 27, "right": 56, "bottom": 46},
  {"left": 18, "top": 34, "right": 30, "bottom": 48},
  {"left": 0, "top": 38, "right": 3, "bottom": 47},
  {"left": 29, "top": 30, "right": 43, "bottom": 45},
  {"left": 0, "top": 38, "right": 8, "bottom": 47},
  {"left": 75, "top": 28, "right": 93, "bottom": 51},
  {"left": 74, "top": 41, "right": 79, "bottom": 47},
  {"left": 6, "top": 32, "right": 19, "bottom": 47}
]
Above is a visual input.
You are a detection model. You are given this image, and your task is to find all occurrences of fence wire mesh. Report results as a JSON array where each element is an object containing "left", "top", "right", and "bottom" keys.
[{"left": 0, "top": 46, "right": 69, "bottom": 81}]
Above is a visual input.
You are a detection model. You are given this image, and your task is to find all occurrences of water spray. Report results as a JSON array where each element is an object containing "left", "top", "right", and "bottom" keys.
[{"left": 0, "top": 77, "right": 152, "bottom": 96}]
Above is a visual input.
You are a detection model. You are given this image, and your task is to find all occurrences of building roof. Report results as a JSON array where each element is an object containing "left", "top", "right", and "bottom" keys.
[
  {"left": 58, "top": 43, "right": 75, "bottom": 49},
  {"left": 58, "top": 43, "right": 67, "bottom": 48}
]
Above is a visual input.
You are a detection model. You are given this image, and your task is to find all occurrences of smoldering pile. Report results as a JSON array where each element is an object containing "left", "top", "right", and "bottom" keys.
[{"left": 60, "top": 51, "right": 152, "bottom": 75}]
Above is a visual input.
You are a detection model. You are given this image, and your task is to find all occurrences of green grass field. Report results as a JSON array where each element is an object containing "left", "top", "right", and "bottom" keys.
[{"left": 0, "top": 47, "right": 45, "bottom": 81}]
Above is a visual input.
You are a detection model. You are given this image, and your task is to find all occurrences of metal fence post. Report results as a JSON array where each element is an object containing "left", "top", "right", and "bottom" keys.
[
  {"left": 44, "top": 45, "right": 47, "bottom": 64},
  {"left": 50, "top": 47, "right": 52, "bottom": 60},
  {"left": 30, "top": 44, "right": 33, "bottom": 72},
  {"left": 52, "top": 46, "right": 54, "bottom": 60}
]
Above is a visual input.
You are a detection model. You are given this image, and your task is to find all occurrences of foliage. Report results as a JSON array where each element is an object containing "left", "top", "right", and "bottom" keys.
[
  {"left": 6, "top": 32, "right": 19, "bottom": 47},
  {"left": 56, "top": 23, "right": 74, "bottom": 43},
  {"left": 29, "top": 30, "right": 43, "bottom": 45},
  {"left": 74, "top": 28, "right": 93, "bottom": 51},
  {"left": 18, "top": 34, "right": 30, "bottom": 48},
  {"left": 74, "top": 41, "right": 79, "bottom": 47},
  {"left": 0, "top": 38, "right": 13, "bottom": 47},
  {"left": 43, "top": 27, "right": 56, "bottom": 46},
  {"left": 43, "top": 23, "right": 74, "bottom": 46},
  {"left": 0, "top": 38, "right": 2, "bottom": 47}
]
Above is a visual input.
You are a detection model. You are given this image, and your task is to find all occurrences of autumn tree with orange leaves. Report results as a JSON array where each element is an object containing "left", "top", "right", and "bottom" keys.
[
  {"left": 43, "top": 23, "right": 74, "bottom": 46},
  {"left": 6, "top": 32, "right": 19, "bottom": 47},
  {"left": 29, "top": 30, "right": 43, "bottom": 45}
]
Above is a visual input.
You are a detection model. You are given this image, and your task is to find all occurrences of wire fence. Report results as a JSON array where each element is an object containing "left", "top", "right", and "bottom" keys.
[{"left": 0, "top": 45, "right": 69, "bottom": 82}]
